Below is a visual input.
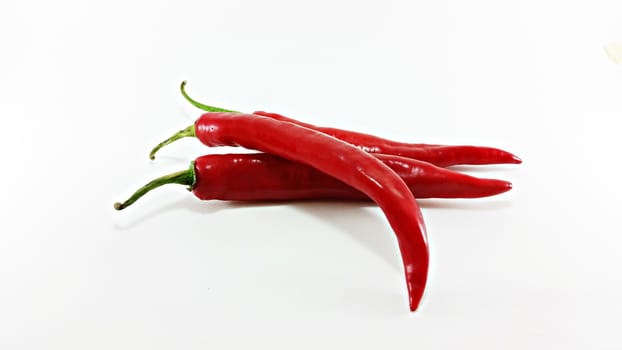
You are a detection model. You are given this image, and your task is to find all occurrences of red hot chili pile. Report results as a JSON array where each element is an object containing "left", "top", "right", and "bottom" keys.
[{"left": 115, "top": 82, "right": 521, "bottom": 312}]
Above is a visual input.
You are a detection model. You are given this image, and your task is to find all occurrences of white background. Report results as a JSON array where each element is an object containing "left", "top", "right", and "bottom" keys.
[{"left": 1, "top": 0, "right": 621, "bottom": 348}]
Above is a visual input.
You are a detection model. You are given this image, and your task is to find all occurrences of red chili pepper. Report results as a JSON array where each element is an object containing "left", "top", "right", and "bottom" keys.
[
  {"left": 177, "top": 81, "right": 521, "bottom": 167},
  {"left": 114, "top": 153, "right": 512, "bottom": 208},
  {"left": 147, "top": 112, "right": 430, "bottom": 311},
  {"left": 252, "top": 111, "right": 521, "bottom": 167}
]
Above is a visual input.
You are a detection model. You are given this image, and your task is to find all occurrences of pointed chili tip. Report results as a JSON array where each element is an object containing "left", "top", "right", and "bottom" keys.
[
  {"left": 409, "top": 297, "right": 421, "bottom": 312},
  {"left": 407, "top": 283, "right": 425, "bottom": 312},
  {"left": 511, "top": 154, "right": 523, "bottom": 164},
  {"left": 491, "top": 180, "right": 513, "bottom": 196},
  {"left": 409, "top": 304, "right": 417, "bottom": 312},
  {"left": 114, "top": 202, "right": 124, "bottom": 210}
]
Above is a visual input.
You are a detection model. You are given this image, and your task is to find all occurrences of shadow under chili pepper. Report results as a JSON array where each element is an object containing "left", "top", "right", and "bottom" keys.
[
  {"left": 418, "top": 198, "right": 513, "bottom": 210},
  {"left": 113, "top": 196, "right": 232, "bottom": 230},
  {"left": 200, "top": 200, "right": 402, "bottom": 274},
  {"left": 287, "top": 201, "right": 404, "bottom": 273},
  {"left": 224, "top": 201, "right": 404, "bottom": 274},
  {"left": 446, "top": 165, "right": 519, "bottom": 174},
  {"left": 114, "top": 197, "right": 401, "bottom": 273}
]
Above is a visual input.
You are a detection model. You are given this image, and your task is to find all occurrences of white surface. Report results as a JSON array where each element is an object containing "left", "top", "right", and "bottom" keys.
[
  {"left": 1, "top": 0, "right": 621, "bottom": 348},
  {"left": 605, "top": 43, "right": 622, "bottom": 64}
]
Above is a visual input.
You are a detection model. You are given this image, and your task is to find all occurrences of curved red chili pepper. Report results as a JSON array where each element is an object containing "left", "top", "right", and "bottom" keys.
[
  {"left": 176, "top": 81, "right": 521, "bottom": 167},
  {"left": 194, "top": 153, "right": 511, "bottom": 200},
  {"left": 253, "top": 111, "right": 522, "bottom": 167},
  {"left": 114, "top": 153, "right": 512, "bottom": 208},
  {"left": 150, "top": 113, "right": 430, "bottom": 311}
]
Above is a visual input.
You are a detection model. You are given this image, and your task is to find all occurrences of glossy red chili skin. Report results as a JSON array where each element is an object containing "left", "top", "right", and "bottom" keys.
[
  {"left": 193, "top": 153, "right": 365, "bottom": 201},
  {"left": 252, "top": 111, "right": 521, "bottom": 167},
  {"left": 192, "top": 153, "right": 512, "bottom": 201},
  {"left": 193, "top": 112, "right": 429, "bottom": 311}
]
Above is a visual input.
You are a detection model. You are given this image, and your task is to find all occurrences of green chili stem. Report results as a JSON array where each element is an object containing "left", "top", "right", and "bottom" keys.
[
  {"left": 149, "top": 82, "right": 239, "bottom": 160},
  {"left": 149, "top": 124, "right": 196, "bottom": 160},
  {"left": 114, "top": 162, "right": 196, "bottom": 210},
  {"left": 180, "top": 81, "right": 239, "bottom": 113},
  {"left": 148, "top": 82, "right": 243, "bottom": 160}
]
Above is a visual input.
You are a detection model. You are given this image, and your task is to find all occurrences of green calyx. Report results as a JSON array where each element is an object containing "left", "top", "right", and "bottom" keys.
[{"left": 113, "top": 161, "right": 196, "bottom": 210}]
